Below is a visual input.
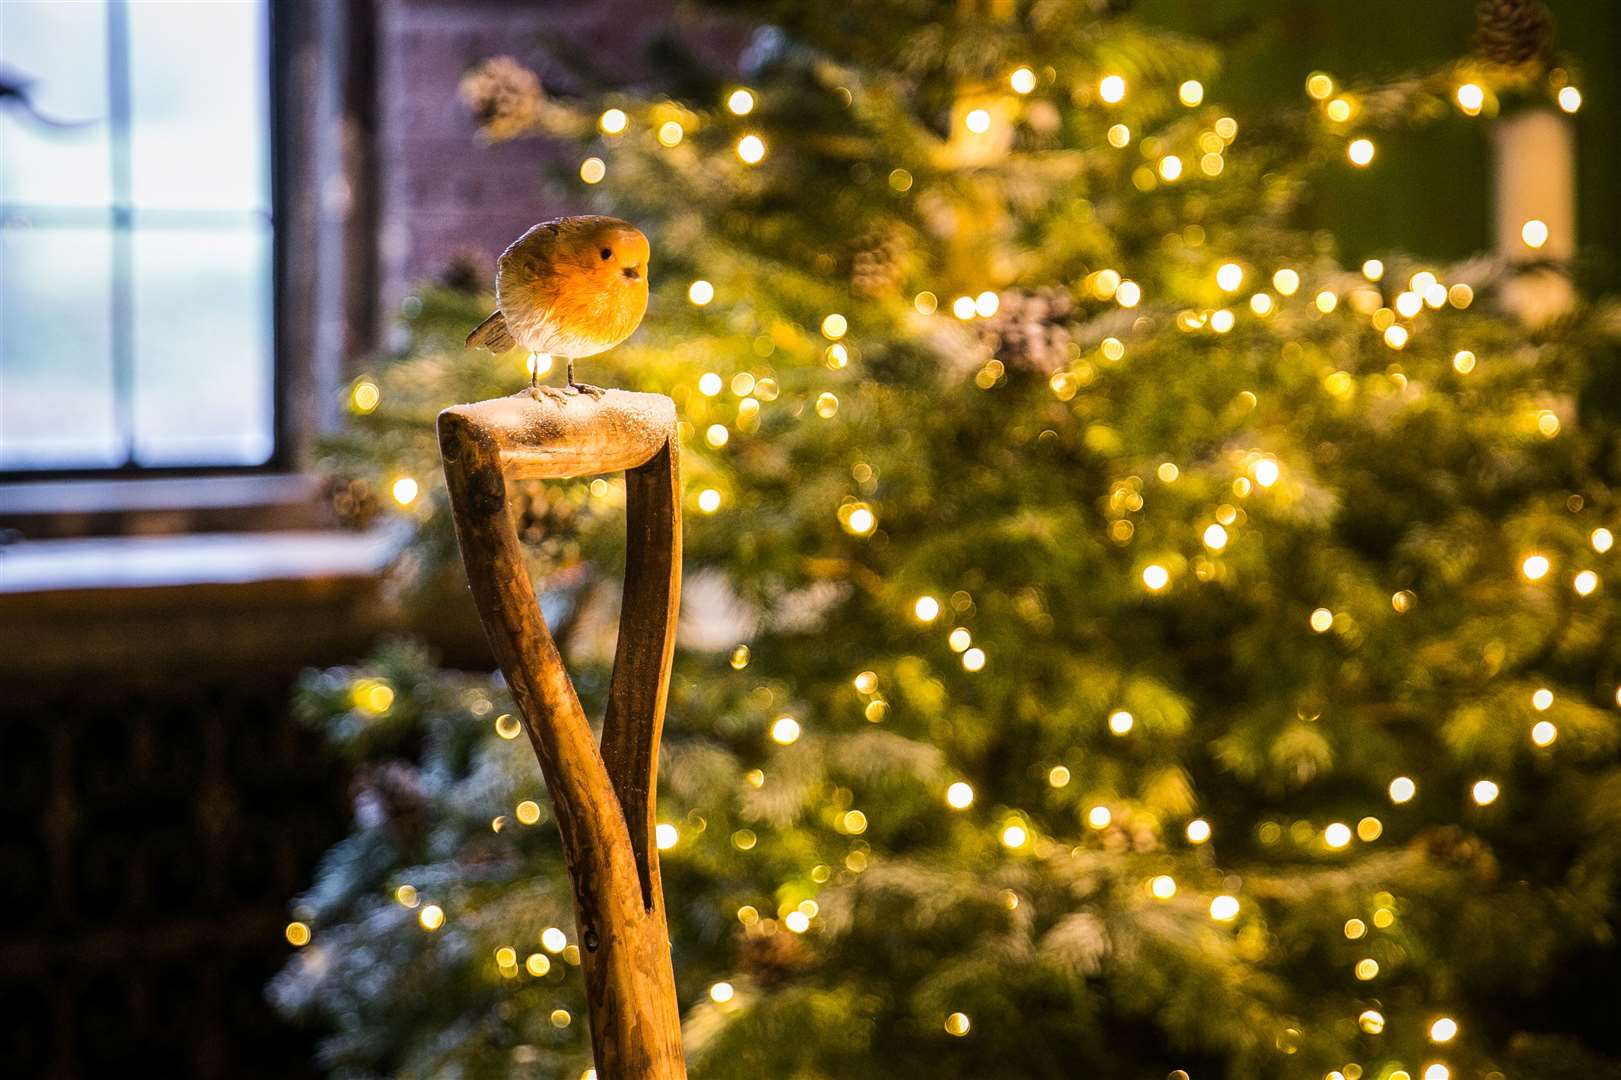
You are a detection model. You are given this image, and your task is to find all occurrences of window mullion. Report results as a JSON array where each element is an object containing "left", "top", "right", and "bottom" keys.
[{"left": 107, "top": 0, "right": 136, "bottom": 469}]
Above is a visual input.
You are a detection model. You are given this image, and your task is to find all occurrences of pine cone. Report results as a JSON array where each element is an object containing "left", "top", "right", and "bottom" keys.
[
  {"left": 979, "top": 286, "right": 1078, "bottom": 374},
  {"left": 439, "top": 248, "right": 490, "bottom": 294},
  {"left": 1474, "top": 0, "right": 1554, "bottom": 69},
  {"left": 739, "top": 926, "right": 811, "bottom": 986},
  {"left": 323, "top": 474, "right": 382, "bottom": 529},
  {"left": 351, "top": 762, "right": 427, "bottom": 840},
  {"left": 458, "top": 56, "right": 544, "bottom": 140},
  {"left": 849, "top": 224, "right": 912, "bottom": 299}
]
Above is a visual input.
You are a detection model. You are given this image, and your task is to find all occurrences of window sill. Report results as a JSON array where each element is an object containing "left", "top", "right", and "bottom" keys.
[
  {"left": 0, "top": 522, "right": 408, "bottom": 594},
  {"left": 0, "top": 521, "right": 410, "bottom": 683},
  {"left": 0, "top": 473, "right": 330, "bottom": 539}
]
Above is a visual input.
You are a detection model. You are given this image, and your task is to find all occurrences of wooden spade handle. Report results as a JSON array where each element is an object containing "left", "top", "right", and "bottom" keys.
[{"left": 438, "top": 389, "right": 687, "bottom": 1079}]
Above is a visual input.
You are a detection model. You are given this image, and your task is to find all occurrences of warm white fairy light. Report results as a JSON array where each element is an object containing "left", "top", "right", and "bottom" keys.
[
  {"left": 1087, "top": 805, "right": 1113, "bottom": 829},
  {"left": 1522, "top": 554, "right": 1551, "bottom": 581},
  {"left": 391, "top": 477, "right": 419, "bottom": 506},
  {"left": 974, "top": 291, "right": 1000, "bottom": 317},
  {"left": 698, "top": 372, "right": 723, "bottom": 396},
  {"left": 1210, "top": 309, "right": 1235, "bottom": 333},
  {"left": 945, "top": 1012, "right": 971, "bottom": 1036},
  {"left": 1115, "top": 280, "right": 1142, "bottom": 307},
  {"left": 418, "top": 904, "right": 445, "bottom": 931},
  {"left": 1310, "top": 607, "right": 1334, "bottom": 633},
  {"left": 1108, "top": 710, "right": 1135, "bottom": 735},
  {"left": 1107, "top": 123, "right": 1131, "bottom": 148},
  {"left": 1216, "top": 262, "right": 1244, "bottom": 292},
  {"left": 1455, "top": 83, "right": 1485, "bottom": 115},
  {"left": 655, "top": 823, "right": 679, "bottom": 850},
  {"left": 697, "top": 488, "right": 722, "bottom": 513},
  {"left": 1453, "top": 350, "right": 1476, "bottom": 374},
  {"left": 946, "top": 782, "right": 975, "bottom": 810},
  {"left": 1558, "top": 85, "right": 1582, "bottom": 113},
  {"left": 1142, "top": 564, "right": 1170, "bottom": 591},
  {"left": 962, "top": 647, "right": 986, "bottom": 672},
  {"left": 1347, "top": 138, "right": 1375, "bottom": 166},
  {"left": 709, "top": 981, "right": 735, "bottom": 1003},
  {"left": 1010, "top": 67, "right": 1037, "bottom": 94},
  {"left": 914, "top": 595, "right": 941, "bottom": 622},
  {"left": 1471, "top": 779, "right": 1500, "bottom": 806},
  {"left": 1000, "top": 821, "right": 1029, "bottom": 848},
  {"left": 727, "top": 88, "right": 755, "bottom": 115},
  {"left": 599, "top": 108, "right": 628, "bottom": 134},
  {"left": 1150, "top": 874, "right": 1177, "bottom": 899},
  {"left": 952, "top": 295, "right": 977, "bottom": 319},
  {"left": 736, "top": 134, "right": 766, "bottom": 164},
  {"left": 1591, "top": 528, "right": 1614, "bottom": 553},
  {"left": 1531, "top": 720, "right": 1558, "bottom": 747},
  {"left": 1179, "top": 80, "right": 1204, "bottom": 106},
  {"left": 1521, "top": 218, "right": 1549, "bottom": 249},
  {"left": 1186, "top": 818, "right": 1211, "bottom": 844},
  {"left": 1324, "top": 822, "right": 1352, "bottom": 849},
  {"left": 688, "top": 279, "right": 715, "bottom": 305},
  {"left": 1159, "top": 155, "right": 1183, "bottom": 181},
  {"left": 1532, "top": 688, "right": 1554, "bottom": 711},
  {"left": 1209, "top": 895, "right": 1240, "bottom": 921},
  {"left": 1272, "top": 268, "right": 1300, "bottom": 296},
  {"left": 1099, "top": 74, "right": 1126, "bottom": 104},
  {"left": 579, "top": 157, "right": 606, "bottom": 184},
  {"left": 845, "top": 502, "right": 876, "bottom": 534},
  {"left": 965, "top": 108, "right": 992, "bottom": 134},
  {"left": 1575, "top": 569, "right": 1600, "bottom": 596},
  {"left": 657, "top": 120, "right": 684, "bottom": 147},
  {"left": 771, "top": 716, "right": 801, "bottom": 744},
  {"left": 1389, "top": 776, "right": 1416, "bottom": 803},
  {"left": 1203, "top": 524, "right": 1229, "bottom": 550}
]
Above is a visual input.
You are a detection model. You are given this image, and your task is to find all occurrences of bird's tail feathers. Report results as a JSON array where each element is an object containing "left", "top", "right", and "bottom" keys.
[{"left": 466, "top": 310, "right": 516, "bottom": 352}]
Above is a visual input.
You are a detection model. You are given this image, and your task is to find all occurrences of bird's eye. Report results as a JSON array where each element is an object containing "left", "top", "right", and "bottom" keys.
[{"left": 599, "top": 248, "right": 613, "bottom": 261}]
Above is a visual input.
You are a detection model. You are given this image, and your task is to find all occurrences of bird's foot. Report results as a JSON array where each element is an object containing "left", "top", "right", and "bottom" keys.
[
  {"left": 527, "top": 385, "right": 570, "bottom": 403},
  {"left": 568, "top": 382, "right": 606, "bottom": 398}
]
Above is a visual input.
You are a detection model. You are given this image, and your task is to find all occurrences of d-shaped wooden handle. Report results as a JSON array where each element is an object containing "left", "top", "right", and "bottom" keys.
[{"left": 438, "top": 389, "right": 687, "bottom": 1080}]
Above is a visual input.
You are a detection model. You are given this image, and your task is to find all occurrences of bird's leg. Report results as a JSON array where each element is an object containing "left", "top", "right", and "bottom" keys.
[
  {"left": 566, "top": 359, "right": 605, "bottom": 398},
  {"left": 527, "top": 353, "right": 567, "bottom": 401}
]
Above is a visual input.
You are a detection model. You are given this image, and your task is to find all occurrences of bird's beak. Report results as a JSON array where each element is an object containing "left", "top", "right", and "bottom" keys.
[{"left": 621, "top": 265, "right": 641, "bottom": 281}]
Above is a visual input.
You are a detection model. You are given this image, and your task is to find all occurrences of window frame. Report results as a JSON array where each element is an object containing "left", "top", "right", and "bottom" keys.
[{"left": 0, "top": 0, "right": 374, "bottom": 486}]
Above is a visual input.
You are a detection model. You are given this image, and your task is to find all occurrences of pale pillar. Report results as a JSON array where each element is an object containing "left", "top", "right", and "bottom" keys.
[{"left": 1493, "top": 108, "right": 1576, "bottom": 323}]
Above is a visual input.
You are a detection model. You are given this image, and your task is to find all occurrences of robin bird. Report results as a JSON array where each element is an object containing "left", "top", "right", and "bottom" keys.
[{"left": 466, "top": 215, "right": 650, "bottom": 397}]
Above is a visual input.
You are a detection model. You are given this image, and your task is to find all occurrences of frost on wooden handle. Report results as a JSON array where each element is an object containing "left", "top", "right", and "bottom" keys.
[{"left": 438, "top": 388, "right": 688, "bottom": 1080}]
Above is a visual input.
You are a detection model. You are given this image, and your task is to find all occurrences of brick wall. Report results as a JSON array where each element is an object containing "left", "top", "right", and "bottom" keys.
[{"left": 373, "top": 0, "right": 739, "bottom": 327}]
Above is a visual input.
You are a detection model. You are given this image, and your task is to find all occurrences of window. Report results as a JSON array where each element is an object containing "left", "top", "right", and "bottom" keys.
[{"left": 1, "top": 0, "right": 274, "bottom": 473}]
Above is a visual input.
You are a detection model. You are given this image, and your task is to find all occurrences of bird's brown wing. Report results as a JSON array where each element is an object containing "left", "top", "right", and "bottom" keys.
[
  {"left": 466, "top": 309, "right": 515, "bottom": 352},
  {"left": 497, "top": 220, "right": 568, "bottom": 294}
]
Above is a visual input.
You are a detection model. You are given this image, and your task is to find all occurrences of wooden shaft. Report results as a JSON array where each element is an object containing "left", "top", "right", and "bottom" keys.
[{"left": 438, "top": 390, "right": 687, "bottom": 1079}]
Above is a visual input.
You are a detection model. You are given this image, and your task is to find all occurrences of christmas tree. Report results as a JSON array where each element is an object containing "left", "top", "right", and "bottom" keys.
[{"left": 273, "top": 3, "right": 1621, "bottom": 1077}]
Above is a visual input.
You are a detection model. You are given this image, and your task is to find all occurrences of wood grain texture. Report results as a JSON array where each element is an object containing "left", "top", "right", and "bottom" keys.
[{"left": 438, "top": 388, "right": 687, "bottom": 1079}]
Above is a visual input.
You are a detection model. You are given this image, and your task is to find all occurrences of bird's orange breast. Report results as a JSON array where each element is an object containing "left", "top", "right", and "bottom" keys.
[{"left": 500, "top": 262, "right": 647, "bottom": 358}]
